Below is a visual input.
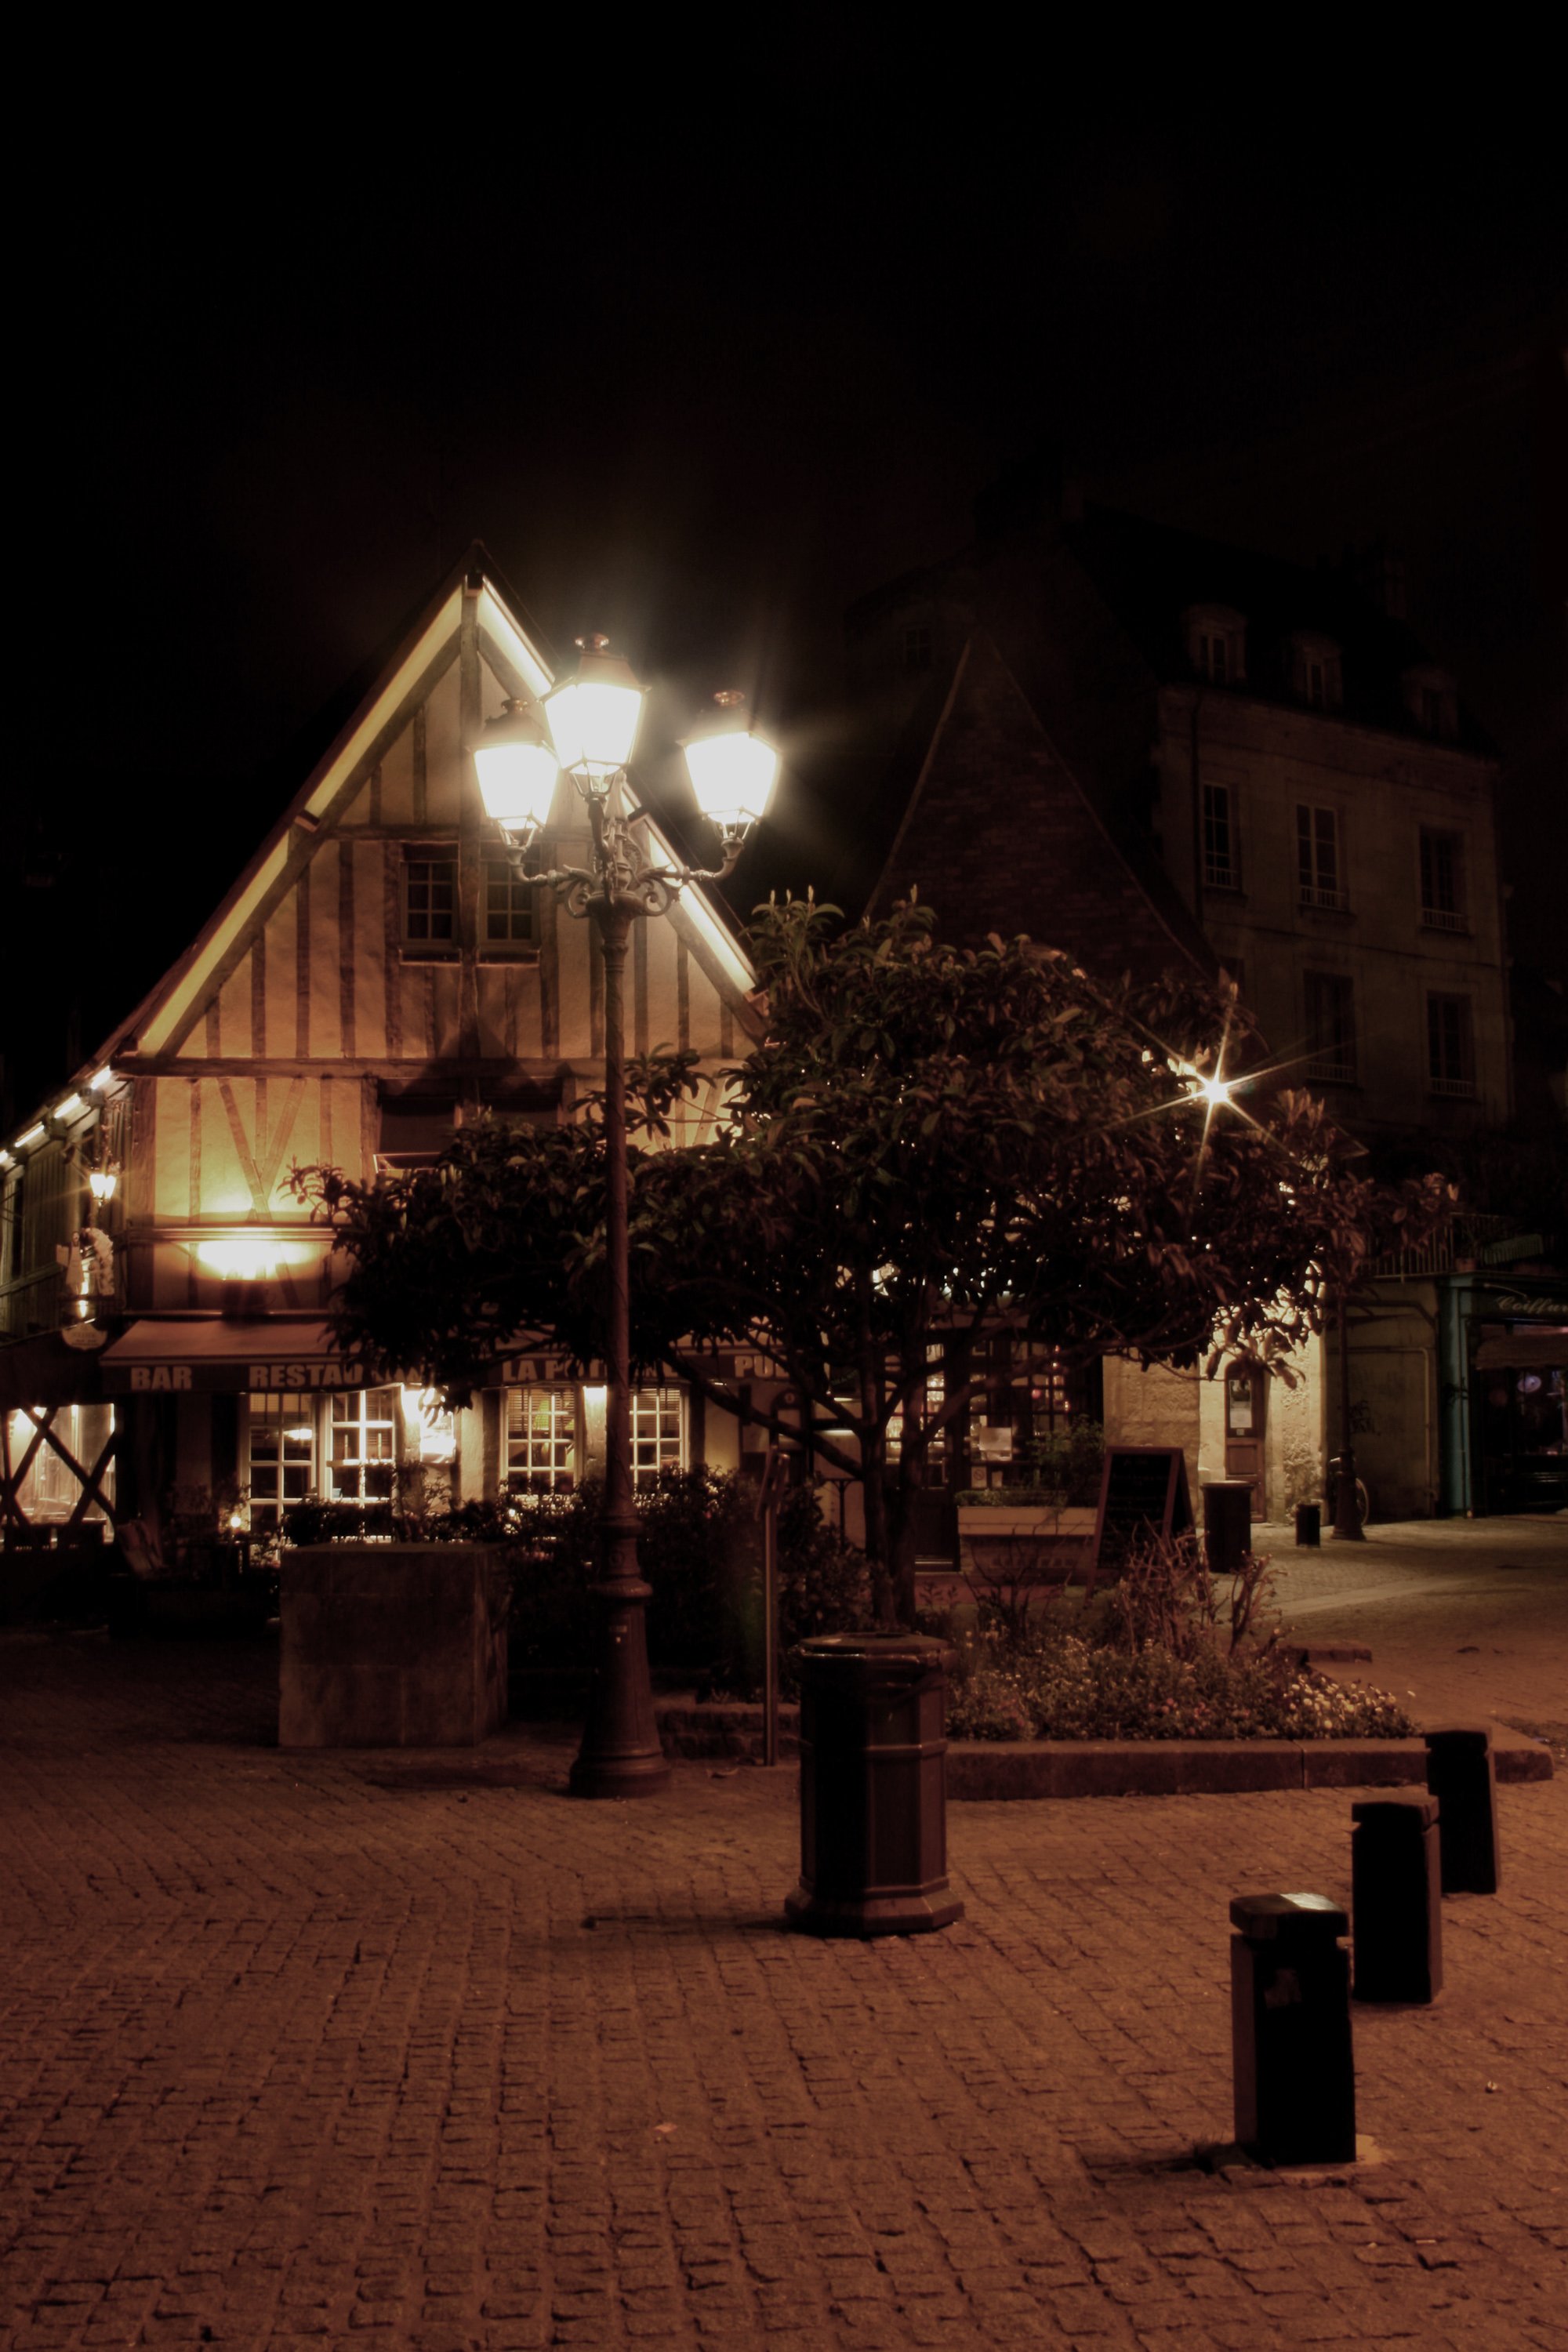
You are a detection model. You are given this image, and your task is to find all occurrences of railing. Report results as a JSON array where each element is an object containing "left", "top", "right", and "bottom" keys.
[
  {"left": 1299, "top": 884, "right": 1348, "bottom": 913},
  {"left": 1421, "top": 906, "right": 1468, "bottom": 934},
  {"left": 1428, "top": 1075, "right": 1475, "bottom": 1099},
  {"left": 1305, "top": 1058, "right": 1357, "bottom": 1086},
  {"left": 1371, "top": 1214, "right": 1541, "bottom": 1280}
]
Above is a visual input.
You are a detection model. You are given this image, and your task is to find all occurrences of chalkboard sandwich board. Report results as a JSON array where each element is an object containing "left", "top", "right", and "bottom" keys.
[{"left": 1093, "top": 1446, "right": 1193, "bottom": 1576}]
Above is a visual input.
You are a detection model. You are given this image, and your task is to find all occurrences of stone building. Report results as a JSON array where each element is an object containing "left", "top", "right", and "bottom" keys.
[{"left": 838, "top": 468, "right": 1563, "bottom": 1518}]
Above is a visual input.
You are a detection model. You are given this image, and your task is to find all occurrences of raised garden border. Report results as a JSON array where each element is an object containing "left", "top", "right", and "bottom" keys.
[{"left": 652, "top": 1701, "right": 1553, "bottom": 1791}]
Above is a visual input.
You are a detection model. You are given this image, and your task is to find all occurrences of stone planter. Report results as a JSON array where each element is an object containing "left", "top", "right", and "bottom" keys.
[
  {"left": 279, "top": 1544, "right": 510, "bottom": 1748},
  {"left": 956, "top": 1504, "right": 1097, "bottom": 1586}
]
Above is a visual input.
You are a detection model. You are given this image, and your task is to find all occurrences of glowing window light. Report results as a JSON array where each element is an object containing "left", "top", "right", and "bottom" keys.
[
  {"left": 89, "top": 1066, "right": 116, "bottom": 1093},
  {"left": 198, "top": 1238, "right": 278, "bottom": 1279}
]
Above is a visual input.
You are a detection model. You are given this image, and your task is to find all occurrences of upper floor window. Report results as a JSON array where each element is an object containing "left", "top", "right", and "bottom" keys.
[
  {"left": 1304, "top": 971, "right": 1357, "bottom": 1086},
  {"left": 902, "top": 624, "right": 933, "bottom": 674},
  {"left": 483, "top": 858, "right": 537, "bottom": 950},
  {"left": 1185, "top": 605, "right": 1247, "bottom": 686},
  {"left": 1427, "top": 994, "right": 1475, "bottom": 1098},
  {"left": 1419, "top": 827, "right": 1468, "bottom": 933},
  {"left": 402, "top": 847, "right": 457, "bottom": 953},
  {"left": 1288, "top": 633, "right": 1343, "bottom": 710},
  {"left": 1297, "top": 804, "right": 1347, "bottom": 910},
  {"left": 1403, "top": 666, "right": 1458, "bottom": 742},
  {"left": 1202, "top": 782, "right": 1240, "bottom": 890}
]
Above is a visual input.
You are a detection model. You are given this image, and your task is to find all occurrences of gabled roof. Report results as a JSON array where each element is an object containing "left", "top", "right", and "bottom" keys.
[
  {"left": 67, "top": 545, "right": 753, "bottom": 1084},
  {"left": 863, "top": 633, "right": 1217, "bottom": 988}
]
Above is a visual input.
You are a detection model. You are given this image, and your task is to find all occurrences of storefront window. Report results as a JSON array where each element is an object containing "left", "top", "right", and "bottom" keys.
[
  {"left": 247, "top": 1396, "right": 316, "bottom": 1526},
  {"left": 328, "top": 1388, "right": 398, "bottom": 1502},
  {"left": 506, "top": 1387, "right": 577, "bottom": 1491},
  {"left": 630, "top": 1388, "right": 684, "bottom": 1487}
]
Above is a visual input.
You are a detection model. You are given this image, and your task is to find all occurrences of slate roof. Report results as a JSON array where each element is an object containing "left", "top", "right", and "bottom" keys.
[{"left": 861, "top": 633, "right": 1215, "bottom": 987}]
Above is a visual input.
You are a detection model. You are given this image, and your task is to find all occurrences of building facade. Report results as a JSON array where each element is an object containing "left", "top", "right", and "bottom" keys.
[{"left": 1, "top": 554, "right": 771, "bottom": 1562}]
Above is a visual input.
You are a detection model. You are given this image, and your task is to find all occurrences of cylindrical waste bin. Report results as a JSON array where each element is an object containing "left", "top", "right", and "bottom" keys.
[
  {"left": 1229, "top": 1892, "right": 1356, "bottom": 2165},
  {"left": 1203, "top": 1481, "right": 1253, "bottom": 1579},
  {"left": 785, "top": 1635, "right": 964, "bottom": 1938},
  {"left": 1294, "top": 1502, "right": 1321, "bottom": 1548},
  {"left": 1425, "top": 1726, "right": 1500, "bottom": 1893},
  {"left": 1352, "top": 1795, "right": 1443, "bottom": 2003}
]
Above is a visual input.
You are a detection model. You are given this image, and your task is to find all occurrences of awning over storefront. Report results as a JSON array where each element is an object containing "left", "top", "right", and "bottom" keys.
[
  {"left": 1475, "top": 1332, "right": 1568, "bottom": 1373},
  {"left": 0, "top": 1333, "right": 106, "bottom": 1411},
  {"left": 100, "top": 1319, "right": 368, "bottom": 1396}
]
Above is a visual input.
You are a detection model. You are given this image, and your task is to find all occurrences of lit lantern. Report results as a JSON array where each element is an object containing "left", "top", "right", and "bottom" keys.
[
  {"left": 682, "top": 691, "right": 779, "bottom": 836},
  {"left": 543, "top": 635, "right": 645, "bottom": 784},
  {"left": 472, "top": 698, "right": 561, "bottom": 840}
]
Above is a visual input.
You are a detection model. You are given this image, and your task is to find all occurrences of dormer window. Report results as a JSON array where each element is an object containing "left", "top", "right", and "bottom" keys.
[
  {"left": 1288, "top": 633, "right": 1343, "bottom": 710},
  {"left": 1185, "top": 605, "right": 1246, "bottom": 686},
  {"left": 1403, "top": 666, "right": 1458, "bottom": 742}
]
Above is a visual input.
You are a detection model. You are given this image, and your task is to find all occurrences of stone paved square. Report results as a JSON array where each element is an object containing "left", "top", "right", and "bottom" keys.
[{"left": 2, "top": 1615, "right": 1565, "bottom": 2351}]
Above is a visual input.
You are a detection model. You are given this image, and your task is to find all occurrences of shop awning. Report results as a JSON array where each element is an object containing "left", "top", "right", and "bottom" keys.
[
  {"left": 99, "top": 1319, "right": 371, "bottom": 1396},
  {"left": 1475, "top": 1333, "right": 1568, "bottom": 1373}
]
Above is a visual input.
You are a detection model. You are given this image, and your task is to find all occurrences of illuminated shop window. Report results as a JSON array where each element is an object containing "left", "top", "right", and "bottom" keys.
[
  {"left": 506, "top": 1387, "right": 578, "bottom": 1491},
  {"left": 630, "top": 1388, "right": 685, "bottom": 1487},
  {"left": 328, "top": 1388, "right": 398, "bottom": 1502},
  {"left": 247, "top": 1395, "right": 316, "bottom": 1527}
]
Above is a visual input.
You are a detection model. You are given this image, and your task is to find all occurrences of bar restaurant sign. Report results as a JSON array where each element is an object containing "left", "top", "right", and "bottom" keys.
[{"left": 103, "top": 1355, "right": 368, "bottom": 1396}]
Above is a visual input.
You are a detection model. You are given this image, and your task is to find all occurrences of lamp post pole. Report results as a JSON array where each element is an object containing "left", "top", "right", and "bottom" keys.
[{"left": 473, "top": 652, "right": 778, "bottom": 1799}]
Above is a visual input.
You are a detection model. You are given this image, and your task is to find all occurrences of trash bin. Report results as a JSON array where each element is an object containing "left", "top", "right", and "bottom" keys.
[
  {"left": 1203, "top": 1481, "right": 1253, "bottom": 1578},
  {"left": 1229, "top": 1893, "right": 1356, "bottom": 2165},
  {"left": 1352, "top": 1795, "right": 1443, "bottom": 2003},
  {"left": 1294, "top": 1503, "right": 1321, "bottom": 1548},
  {"left": 1425, "top": 1726, "right": 1500, "bottom": 1893},
  {"left": 785, "top": 1634, "right": 964, "bottom": 1938}
]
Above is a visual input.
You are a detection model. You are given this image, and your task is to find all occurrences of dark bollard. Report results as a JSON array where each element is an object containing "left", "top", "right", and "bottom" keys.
[
  {"left": 1229, "top": 1893, "right": 1356, "bottom": 2165},
  {"left": 1425, "top": 1726, "right": 1501, "bottom": 1893},
  {"left": 785, "top": 1635, "right": 964, "bottom": 1938},
  {"left": 1203, "top": 1480, "right": 1253, "bottom": 1579},
  {"left": 1352, "top": 1796, "right": 1443, "bottom": 2003},
  {"left": 1295, "top": 1502, "right": 1321, "bottom": 1547}
]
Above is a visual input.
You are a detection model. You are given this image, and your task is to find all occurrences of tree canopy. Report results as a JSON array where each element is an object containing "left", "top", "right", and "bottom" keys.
[{"left": 294, "top": 896, "right": 1449, "bottom": 1621}]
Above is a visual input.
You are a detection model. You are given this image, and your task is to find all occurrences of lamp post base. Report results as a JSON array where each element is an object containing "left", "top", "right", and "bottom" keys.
[{"left": 568, "top": 1570, "right": 672, "bottom": 1800}]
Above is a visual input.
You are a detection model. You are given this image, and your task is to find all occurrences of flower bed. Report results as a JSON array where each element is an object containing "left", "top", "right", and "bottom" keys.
[{"left": 944, "top": 1628, "right": 1413, "bottom": 1742}]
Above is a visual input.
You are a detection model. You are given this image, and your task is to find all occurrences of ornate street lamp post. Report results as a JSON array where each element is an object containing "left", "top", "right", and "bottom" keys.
[{"left": 474, "top": 644, "right": 778, "bottom": 1798}]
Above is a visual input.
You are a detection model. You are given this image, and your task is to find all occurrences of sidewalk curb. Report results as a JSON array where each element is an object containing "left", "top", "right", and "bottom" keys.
[{"left": 653, "top": 1704, "right": 1553, "bottom": 1792}]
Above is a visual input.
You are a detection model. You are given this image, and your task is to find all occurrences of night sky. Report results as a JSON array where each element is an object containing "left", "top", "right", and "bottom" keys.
[{"left": 7, "top": 71, "right": 1564, "bottom": 1125}]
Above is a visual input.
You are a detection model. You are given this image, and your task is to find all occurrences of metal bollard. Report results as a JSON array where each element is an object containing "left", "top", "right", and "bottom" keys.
[
  {"left": 1294, "top": 1502, "right": 1321, "bottom": 1547},
  {"left": 785, "top": 1635, "right": 964, "bottom": 1938},
  {"left": 1229, "top": 1893, "right": 1356, "bottom": 2165},
  {"left": 1352, "top": 1796, "right": 1443, "bottom": 2003},
  {"left": 1424, "top": 1726, "right": 1501, "bottom": 1894},
  {"left": 1203, "top": 1480, "right": 1253, "bottom": 1579}
]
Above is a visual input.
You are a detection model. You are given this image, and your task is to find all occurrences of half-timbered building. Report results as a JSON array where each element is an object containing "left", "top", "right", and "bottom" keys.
[{"left": 1, "top": 550, "right": 767, "bottom": 1566}]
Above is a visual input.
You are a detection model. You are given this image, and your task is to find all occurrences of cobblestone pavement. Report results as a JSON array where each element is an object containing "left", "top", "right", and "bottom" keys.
[
  {"left": 2, "top": 1628, "right": 1565, "bottom": 2352},
  {"left": 1265, "top": 1515, "right": 1568, "bottom": 1746}
]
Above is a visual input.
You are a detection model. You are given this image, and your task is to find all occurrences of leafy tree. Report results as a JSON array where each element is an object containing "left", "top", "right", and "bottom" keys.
[{"left": 295, "top": 898, "right": 1447, "bottom": 1624}]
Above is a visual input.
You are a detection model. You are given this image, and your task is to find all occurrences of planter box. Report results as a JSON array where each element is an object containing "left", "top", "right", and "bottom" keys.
[
  {"left": 279, "top": 1544, "right": 510, "bottom": 1748},
  {"left": 956, "top": 1505, "right": 1097, "bottom": 1585}
]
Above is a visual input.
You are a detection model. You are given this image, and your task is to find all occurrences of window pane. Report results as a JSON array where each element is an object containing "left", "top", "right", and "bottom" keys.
[{"left": 506, "top": 1387, "right": 577, "bottom": 1491}]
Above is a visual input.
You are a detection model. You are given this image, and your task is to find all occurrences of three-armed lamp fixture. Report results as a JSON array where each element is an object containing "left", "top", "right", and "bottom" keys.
[{"left": 470, "top": 639, "right": 778, "bottom": 1800}]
